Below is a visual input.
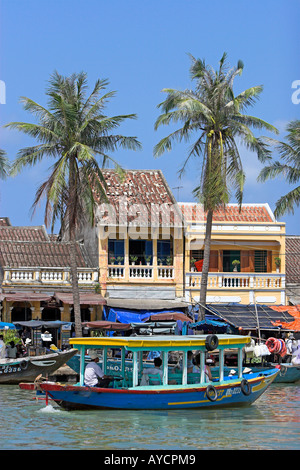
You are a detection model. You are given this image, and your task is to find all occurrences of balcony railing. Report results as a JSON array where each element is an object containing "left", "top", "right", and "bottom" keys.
[
  {"left": 185, "top": 272, "right": 285, "bottom": 289},
  {"left": 107, "top": 264, "right": 174, "bottom": 280},
  {"left": 3, "top": 267, "right": 99, "bottom": 285}
]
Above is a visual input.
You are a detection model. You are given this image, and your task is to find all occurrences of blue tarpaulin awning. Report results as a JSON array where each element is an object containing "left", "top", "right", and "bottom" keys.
[
  {"left": 104, "top": 306, "right": 191, "bottom": 324},
  {"left": 0, "top": 322, "right": 16, "bottom": 330}
]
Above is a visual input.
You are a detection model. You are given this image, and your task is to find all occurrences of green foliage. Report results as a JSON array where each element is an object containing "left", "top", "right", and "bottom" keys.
[
  {"left": 258, "top": 120, "right": 300, "bottom": 217},
  {"left": 154, "top": 53, "right": 278, "bottom": 212},
  {"left": 3, "top": 329, "right": 21, "bottom": 345}
]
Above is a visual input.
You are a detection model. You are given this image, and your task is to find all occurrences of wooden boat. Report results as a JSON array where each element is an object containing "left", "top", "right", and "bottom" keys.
[
  {"left": 0, "top": 349, "right": 77, "bottom": 384},
  {"left": 19, "top": 334, "right": 278, "bottom": 410}
]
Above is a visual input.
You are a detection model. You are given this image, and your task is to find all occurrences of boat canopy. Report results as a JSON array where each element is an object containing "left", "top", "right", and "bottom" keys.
[
  {"left": 70, "top": 334, "right": 251, "bottom": 387},
  {"left": 70, "top": 334, "right": 250, "bottom": 351}
]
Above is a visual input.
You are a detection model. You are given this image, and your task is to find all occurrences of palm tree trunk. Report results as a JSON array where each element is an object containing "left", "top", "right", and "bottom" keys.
[
  {"left": 69, "top": 236, "right": 82, "bottom": 337},
  {"left": 68, "top": 155, "right": 82, "bottom": 337},
  {"left": 199, "top": 209, "right": 213, "bottom": 320}
]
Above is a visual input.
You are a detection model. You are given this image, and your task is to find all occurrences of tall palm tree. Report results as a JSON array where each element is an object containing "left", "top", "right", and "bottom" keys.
[
  {"left": 258, "top": 120, "right": 300, "bottom": 217},
  {"left": 154, "top": 53, "right": 278, "bottom": 319},
  {"left": 6, "top": 71, "right": 141, "bottom": 336}
]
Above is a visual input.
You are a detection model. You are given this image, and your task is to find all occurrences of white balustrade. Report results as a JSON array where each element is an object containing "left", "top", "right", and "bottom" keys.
[
  {"left": 157, "top": 266, "right": 174, "bottom": 279},
  {"left": 130, "top": 266, "right": 153, "bottom": 279},
  {"left": 4, "top": 268, "right": 98, "bottom": 285},
  {"left": 186, "top": 272, "right": 284, "bottom": 290},
  {"left": 11, "top": 271, "right": 33, "bottom": 281},
  {"left": 108, "top": 265, "right": 125, "bottom": 278}
]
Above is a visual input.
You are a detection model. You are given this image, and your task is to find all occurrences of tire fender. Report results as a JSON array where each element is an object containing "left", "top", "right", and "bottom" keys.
[
  {"left": 205, "top": 334, "right": 219, "bottom": 351},
  {"left": 240, "top": 379, "right": 251, "bottom": 396},
  {"left": 206, "top": 384, "right": 218, "bottom": 402}
]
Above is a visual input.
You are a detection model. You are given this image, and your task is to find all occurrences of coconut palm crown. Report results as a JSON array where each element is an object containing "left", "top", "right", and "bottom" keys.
[
  {"left": 258, "top": 120, "right": 300, "bottom": 217},
  {"left": 6, "top": 71, "right": 141, "bottom": 335}
]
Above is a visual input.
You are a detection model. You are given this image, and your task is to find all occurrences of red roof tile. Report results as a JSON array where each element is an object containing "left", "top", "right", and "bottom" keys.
[
  {"left": 0, "top": 240, "right": 88, "bottom": 268},
  {"left": 179, "top": 203, "right": 274, "bottom": 223},
  {"left": 98, "top": 170, "right": 182, "bottom": 226},
  {"left": 0, "top": 225, "right": 49, "bottom": 242}
]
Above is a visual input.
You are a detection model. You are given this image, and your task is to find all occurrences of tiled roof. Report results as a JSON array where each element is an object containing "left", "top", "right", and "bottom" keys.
[
  {"left": 0, "top": 240, "right": 88, "bottom": 268},
  {"left": 286, "top": 236, "right": 300, "bottom": 284},
  {"left": 98, "top": 169, "right": 182, "bottom": 226},
  {"left": 0, "top": 225, "right": 49, "bottom": 242},
  {"left": 179, "top": 203, "right": 274, "bottom": 223}
]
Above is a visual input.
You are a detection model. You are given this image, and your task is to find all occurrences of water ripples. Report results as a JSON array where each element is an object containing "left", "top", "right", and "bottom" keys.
[{"left": 1, "top": 384, "right": 299, "bottom": 450}]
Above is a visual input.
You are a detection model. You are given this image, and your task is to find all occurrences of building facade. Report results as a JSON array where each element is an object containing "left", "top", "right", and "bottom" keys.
[
  {"left": 181, "top": 202, "right": 286, "bottom": 306},
  {"left": 0, "top": 169, "right": 292, "bottom": 337},
  {"left": 0, "top": 217, "right": 103, "bottom": 343}
]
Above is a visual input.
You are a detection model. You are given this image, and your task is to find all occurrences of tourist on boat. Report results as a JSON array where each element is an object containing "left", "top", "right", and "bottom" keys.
[
  {"left": 140, "top": 357, "right": 163, "bottom": 385},
  {"left": 6, "top": 341, "right": 17, "bottom": 359},
  {"left": 193, "top": 353, "right": 213, "bottom": 381},
  {"left": 84, "top": 351, "right": 113, "bottom": 387},
  {"left": 0, "top": 335, "right": 6, "bottom": 359}
]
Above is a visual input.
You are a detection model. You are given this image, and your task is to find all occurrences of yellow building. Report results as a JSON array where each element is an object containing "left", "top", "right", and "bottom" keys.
[
  {"left": 86, "top": 169, "right": 187, "bottom": 312},
  {"left": 180, "top": 202, "right": 286, "bottom": 306}
]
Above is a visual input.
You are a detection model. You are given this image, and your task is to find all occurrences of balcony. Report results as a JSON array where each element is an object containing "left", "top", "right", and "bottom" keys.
[
  {"left": 3, "top": 267, "right": 99, "bottom": 286},
  {"left": 107, "top": 264, "right": 175, "bottom": 281},
  {"left": 185, "top": 271, "right": 285, "bottom": 290}
]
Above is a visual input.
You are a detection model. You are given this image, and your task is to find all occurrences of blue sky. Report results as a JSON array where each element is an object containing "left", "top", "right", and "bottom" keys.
[{"left": 0, "top": 0, "right": 299, "bottom": 234}]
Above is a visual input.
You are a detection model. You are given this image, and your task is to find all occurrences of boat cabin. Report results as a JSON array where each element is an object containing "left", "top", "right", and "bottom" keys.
[{"left": 70, "top": 334, "right": 251, "bottom": 388}]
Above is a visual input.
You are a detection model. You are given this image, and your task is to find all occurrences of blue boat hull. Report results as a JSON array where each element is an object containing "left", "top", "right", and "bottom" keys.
[{"left": 31, "top": 369, "right": 278, "bottom": 410}]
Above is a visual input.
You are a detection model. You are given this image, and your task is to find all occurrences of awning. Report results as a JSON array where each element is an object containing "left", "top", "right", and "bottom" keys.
[
  {"left": 190, "top": 317, "right": 228, "bottom": 329},
  {"left": 148, "top": 312, "right": 191, "bottom": 322},
  {"left": 13, "top": 320, "right": 71, "bottom": 329},
  {"left": 104, "top": 306, "right": 190, "bottom": 325},
  {"left": 106, "top": 298, "right": 188, "bottom": 310},
  {"left": 54, "top": 292, "right": 106, "bottom": 305},
  {"left": 270, "top": 305, "right": 300, "bottom": 331},
  {"left": 207, "top": 304, "right": 295, "bottom": 330},
  {"left": 0, "top": 321, "right": 16, "bottom": 330},
  {"left": 1, "top": 292, "right": 52, "bottom": 302},
  {"left": 82, "top": 321, "right": 131, "bottom": 331}
]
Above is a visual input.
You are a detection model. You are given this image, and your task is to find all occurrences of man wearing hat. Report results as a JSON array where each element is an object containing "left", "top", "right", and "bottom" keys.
[{"left": 84, "top": 350, "right": 113, "bottom": 387}]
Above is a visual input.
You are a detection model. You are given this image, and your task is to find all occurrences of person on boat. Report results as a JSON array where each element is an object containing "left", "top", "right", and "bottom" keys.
[
  {"left": 187, "top": 351, "right": 194, "bottom": 373},
  {"left": 6, "top": 341, "right": 17, "bottom": 359},
  {"left": 84, "top": 351, "right": 113, "bottom": 387},
  {"left": 140, "top": 357, "right": 163, "bottom": 385},
  {"left": 192, "top": 353, "right": 213, "bottom": 381},
  {"left": 0, "top": 335, "right": 6, "bottom": 359}
]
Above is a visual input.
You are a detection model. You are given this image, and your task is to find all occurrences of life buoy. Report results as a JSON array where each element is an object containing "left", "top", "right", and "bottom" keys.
[
  {"left": 206, "top": 384, "right": 218, "bottom": 402},
  {"left": 205, "top": 335, "right": 219, "bottom": 351},
  {"left": 20, "top": 360, "right": 28, "bottom": 370},
  {"left": 266, "top": 338, "right": 287, "bottom": 357},
  {"left": 240, "top": 379, "right": 251, "bottom": 396}
]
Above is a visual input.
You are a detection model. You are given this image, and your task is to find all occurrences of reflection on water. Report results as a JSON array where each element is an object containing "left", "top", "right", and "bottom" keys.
[{"left": 1, "top": 384, "right": 300, "bottom": 450}]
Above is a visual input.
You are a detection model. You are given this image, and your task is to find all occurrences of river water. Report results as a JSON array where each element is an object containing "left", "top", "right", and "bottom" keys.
[{"left": 1, "top": 383, "right": 300, "bottom": 451}]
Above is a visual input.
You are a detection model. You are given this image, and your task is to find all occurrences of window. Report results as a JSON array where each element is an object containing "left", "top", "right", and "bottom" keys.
[
  {"left": 254, "top": 250, "right": 267, "bottom": 273},
  {"left": 129, "top": 240, "right": 153, "bottom": 265},
  {"left": 108, "top": 239, "right": 125, "bottom": 264},
  {"left": 157, "top": 240, "right": 173, "bottom": 265},
  {"left": 223, "top": 250, "right": 240, "bottom": 272}
]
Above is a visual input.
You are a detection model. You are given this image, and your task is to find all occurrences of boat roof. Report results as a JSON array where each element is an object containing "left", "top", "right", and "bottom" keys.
[{"left": 70, "top": 334, "right": 250, "bottom": 350}]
